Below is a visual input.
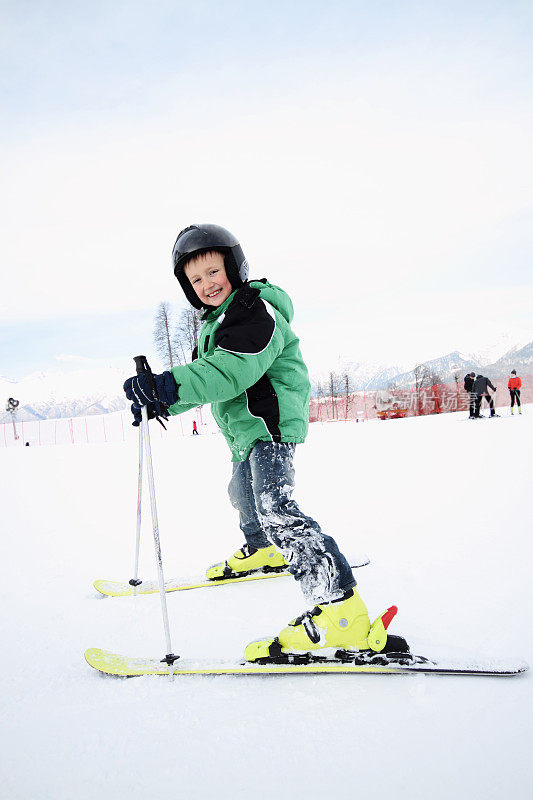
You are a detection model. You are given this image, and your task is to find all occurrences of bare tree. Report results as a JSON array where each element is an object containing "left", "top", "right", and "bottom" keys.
[
  {"left": 413, "top": 364, "right": 426, "bottom": 415},
  {"left": 413, "top": 363, "right": 442, "bottom": 415},
  {"left": 453, "top": 372, "right": 461, "bottom": 411},
  {"left": 327, "top": 371, "right": 342, "bottom": 419},
  {"left": 153, "top": 302, "right": 177, "bottom": 369},
  {"left": 313, "top": 379, "right": 326, "bottom": 421},
  {"left": 339, "top": 371, "right": 353, "bottom": 420},
  {"left": 427, "top": 370, "right": 442, "bottom": 387},
  {"left": 413, "top": 364, "right": 442, "bottom": 389},
  {"left": 173, "top": 307, "right": 203, "bottom": 365}
]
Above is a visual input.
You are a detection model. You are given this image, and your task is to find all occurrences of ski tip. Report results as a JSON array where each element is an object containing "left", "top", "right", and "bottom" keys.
[
  {"left": 85, "top": 647, "right": 104, "bottom": 668},
  {"left": 93, "top": 580, "right": 132, "bottom": 597},
  {"left": 84, "top": 647, "right": 129, "bottom": 677}
]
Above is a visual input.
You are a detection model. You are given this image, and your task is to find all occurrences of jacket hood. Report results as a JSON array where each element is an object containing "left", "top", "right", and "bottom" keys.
[{"left": 253, "top": 280, "right": 294, "bottom": 324}]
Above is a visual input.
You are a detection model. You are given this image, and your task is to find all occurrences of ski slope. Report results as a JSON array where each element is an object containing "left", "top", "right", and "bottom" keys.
[{"left": 1, "top": 408, "right": 531, "bottom": 799}]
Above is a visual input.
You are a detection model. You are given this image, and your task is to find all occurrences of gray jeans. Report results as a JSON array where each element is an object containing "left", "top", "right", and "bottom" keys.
[{"left": 228, "top": 441, "right": 355, "bottom": 604}]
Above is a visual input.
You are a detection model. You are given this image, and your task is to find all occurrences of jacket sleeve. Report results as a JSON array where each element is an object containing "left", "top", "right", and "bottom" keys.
[
  {"left": 167, "top": 346, "right": 201, "bottom": 416},
  {"left": 169, "top": 298, "right": 284, "bottom": 406},
  {"left": 487, "top": 379, "right": 496, "bottom": 391},
  {"left": 167, "top": 399, "right": 200, "bottom": 416}
]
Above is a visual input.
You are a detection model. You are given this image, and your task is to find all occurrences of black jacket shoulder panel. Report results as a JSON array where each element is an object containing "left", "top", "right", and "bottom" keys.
[
  {"left": 235, "top": 284, "right": 261, "bottom": 309},
  {"left": 213, "top": 295, "right": 276, "bottom": 355}
]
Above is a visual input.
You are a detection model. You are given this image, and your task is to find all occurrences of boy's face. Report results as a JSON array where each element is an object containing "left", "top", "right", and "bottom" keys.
[{"left": 184, "top": 252, "right": 233, "bottom": 307}]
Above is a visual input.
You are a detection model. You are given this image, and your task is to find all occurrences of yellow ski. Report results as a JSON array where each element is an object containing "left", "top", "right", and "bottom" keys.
[
  {"left": 93, "top": 558, "right": 370, "bottom": 597},
  {"left": 84, "top": 647, "right": 528, "bottom": 677}
]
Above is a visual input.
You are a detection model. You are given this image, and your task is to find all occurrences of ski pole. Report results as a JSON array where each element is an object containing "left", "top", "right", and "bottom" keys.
[
  {"left": 128, "top": 424, "right": 144, "bottom": 593},
  {"left": 133, "top": 355, "right": 178, "bottom": 677}
]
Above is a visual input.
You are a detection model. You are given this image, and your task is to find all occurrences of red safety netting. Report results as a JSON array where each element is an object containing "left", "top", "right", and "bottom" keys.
[
  {"left": 0, "top": 405, "right": 219, "bottom": 448},
  {"left": 309, "top": 375, "right": 533, "bottom": 423},
  {"left": 2, "top": 375, "right": 531, "bottom": 446}
]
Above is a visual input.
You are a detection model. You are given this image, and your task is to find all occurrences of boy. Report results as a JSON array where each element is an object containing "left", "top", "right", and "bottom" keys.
[
  {"left": 508, "top": 370, "right": 522, "bottom": 414},
  {"left": 124, "top": 224, "right": 387, "bottom": 661}
]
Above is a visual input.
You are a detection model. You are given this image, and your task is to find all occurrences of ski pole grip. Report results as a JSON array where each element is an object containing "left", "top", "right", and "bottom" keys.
[
  {"left": 134, "top": 355, "right": 150, "bottom": 375},
  {"left": 133, "top": 355, "right": 164, "bottom": 422}
]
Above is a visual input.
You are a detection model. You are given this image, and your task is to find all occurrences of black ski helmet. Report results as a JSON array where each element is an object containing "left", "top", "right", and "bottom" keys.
[{"left": 172, "top": 224, "right": 249, "bottom": 309}]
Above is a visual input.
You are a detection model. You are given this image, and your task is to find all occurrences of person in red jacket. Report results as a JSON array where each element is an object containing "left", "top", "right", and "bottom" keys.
[{"left": 508, "top": 370, "right": 522, "bottom": 414}]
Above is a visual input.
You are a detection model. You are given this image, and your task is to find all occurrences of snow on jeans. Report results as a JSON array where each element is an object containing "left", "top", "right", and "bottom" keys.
[{"left": 228, "top": 440, "right": 355, "bottom": 605}]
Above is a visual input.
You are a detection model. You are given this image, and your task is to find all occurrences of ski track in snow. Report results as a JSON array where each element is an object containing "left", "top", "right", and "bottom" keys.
[{"left": 0, "top": 408, "right": 531, "bottom": 799}]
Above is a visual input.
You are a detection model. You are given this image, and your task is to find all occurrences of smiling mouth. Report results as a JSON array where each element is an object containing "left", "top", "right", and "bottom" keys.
[{"left": 207, "top": 289, "right": 222, "bottom": 298}]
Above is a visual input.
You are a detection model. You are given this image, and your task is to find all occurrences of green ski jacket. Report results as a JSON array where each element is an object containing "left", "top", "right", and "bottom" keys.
[{"left": 168, "top": 280, "right": 311, "bottom": 461}]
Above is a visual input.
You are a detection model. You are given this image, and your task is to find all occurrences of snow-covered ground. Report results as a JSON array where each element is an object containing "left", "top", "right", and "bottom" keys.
[{"left": 1, "top": 408, "right": 531, "bottom": 799}]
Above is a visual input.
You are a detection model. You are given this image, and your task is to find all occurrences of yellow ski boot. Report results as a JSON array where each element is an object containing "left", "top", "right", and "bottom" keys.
[
  {"left": 245, "top": 591, "right": 406, "bottom": 664},
  {"left": 206, "top": 544, "right": 288, "bottom": 581},
  {"left": 277, "top": 588, "right": 371, "bottom": 652}
]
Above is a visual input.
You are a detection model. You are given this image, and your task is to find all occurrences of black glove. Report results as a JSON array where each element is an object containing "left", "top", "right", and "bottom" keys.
[
  {"left": 127, "top": 402, "right": 168, "bottom": 427},
  {"left": 123, "top": 371, "right": 179, "bottom": 427}
]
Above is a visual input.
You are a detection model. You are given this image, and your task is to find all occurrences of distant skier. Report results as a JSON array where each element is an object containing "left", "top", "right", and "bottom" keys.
[
  {"left": 473, "top": 374, "right": 497, "bottom": 418},
  {"left": 124, "top": 223, "right": 396, "bottom": 663},
  {"left": 508, "top": 370, "right": 522, "bottom": 415},
  {"left": 192, "top": 420, "right": 199, "bottom": 435},
  {"left": 463, "top": 371, "right": 476, "bottom": 418}
]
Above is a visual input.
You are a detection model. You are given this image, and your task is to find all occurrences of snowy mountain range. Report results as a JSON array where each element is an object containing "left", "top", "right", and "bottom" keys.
[
  {"left": 380, "top": 341, "right": 533, "bottom": 390},
  {"left": 1, "top": 342, "right": 531, "bottom": 422},
  {"left": 308, "top": 342, "right": 532, "bottom": 394},
  {"left": 0, "top": 367, "right": 129, "bottom": 423}
]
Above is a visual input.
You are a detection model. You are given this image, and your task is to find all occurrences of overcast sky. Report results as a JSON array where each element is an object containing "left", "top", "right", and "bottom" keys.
[{"left": 1, "top": 0, "right": 532, "bottom": 379}]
